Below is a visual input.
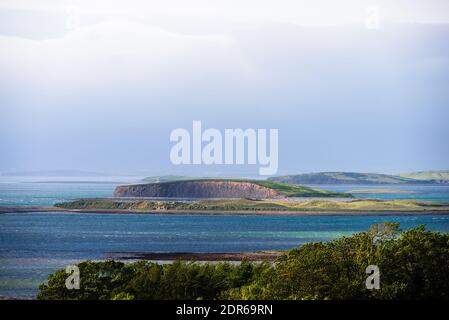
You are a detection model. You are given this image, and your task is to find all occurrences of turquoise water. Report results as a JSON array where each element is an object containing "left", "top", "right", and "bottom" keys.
[
  {"left": 0, "top": 180, "right": 449, "bottom": 298},
  {"left": 0, "top": 181, "right": 118, "bottom": 207}
]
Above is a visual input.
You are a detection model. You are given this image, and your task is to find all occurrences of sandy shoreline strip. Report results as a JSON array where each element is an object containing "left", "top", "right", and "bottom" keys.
[{"left": 1, "top": 206, "right": 449, "bottom": 216}]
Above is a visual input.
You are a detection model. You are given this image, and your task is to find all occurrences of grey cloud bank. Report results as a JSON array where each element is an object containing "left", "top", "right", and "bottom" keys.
[{"left": 0, "top": 3, "right": 448, "bottom": 175}]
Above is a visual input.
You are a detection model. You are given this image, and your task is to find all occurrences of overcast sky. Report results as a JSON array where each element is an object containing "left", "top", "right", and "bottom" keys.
[{"left": 0, "top": 0, "right": 448, "bottom": 176}]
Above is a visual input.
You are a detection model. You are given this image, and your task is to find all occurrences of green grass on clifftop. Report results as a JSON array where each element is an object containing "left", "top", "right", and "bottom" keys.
[{"left": 250, "top": 180, "right": 348, "bottom": 197}]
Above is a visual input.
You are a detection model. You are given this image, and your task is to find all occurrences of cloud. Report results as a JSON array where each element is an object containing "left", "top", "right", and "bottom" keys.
[
  {"left": 2, "top": 0, "right": 449, "bottom": 25},
  {"left": 1, "top": 14, "right": 448, "bottom": 173},
  {"left": 0, "top": 19, "right": 242, "bottom": 100}
]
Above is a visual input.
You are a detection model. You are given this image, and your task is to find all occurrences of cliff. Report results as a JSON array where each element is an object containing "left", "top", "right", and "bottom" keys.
[{"left": 113, "top": 179, "right": 349, "bottom": 199}]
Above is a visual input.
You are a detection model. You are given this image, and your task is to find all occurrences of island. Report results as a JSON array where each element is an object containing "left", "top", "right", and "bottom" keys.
[
  {"left": 2, "top": 179, "right": 448, "bottom": 216},
  {"left": 112, "top": 179, "right": 349, "bottom": 198}
]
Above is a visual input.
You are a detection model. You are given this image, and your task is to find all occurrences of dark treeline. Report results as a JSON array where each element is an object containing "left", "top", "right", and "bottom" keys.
[{"left": 37, "top": 223, "right": 449, "bottom": 300}]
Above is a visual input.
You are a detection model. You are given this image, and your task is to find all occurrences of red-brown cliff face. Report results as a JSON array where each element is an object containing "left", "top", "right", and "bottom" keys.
[{"left": 113, "top": 180, "right": 283, "bottom": 199}]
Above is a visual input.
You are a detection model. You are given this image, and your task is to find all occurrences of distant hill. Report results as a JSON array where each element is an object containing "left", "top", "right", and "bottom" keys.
[
  {"left": 398, "top": 170, "right": 449, "bottom": 183},
  {"left": 269, "top": 172, "right": 433, "bottom": 185},
  {"left": 0, "top": 170, "right": 106, "bottom": 177},
  {"left": 141, "top": 175, "right": 198, "bottom": 183},
  {"left": 114, "top": 179, "right": 349, "bottom": 199}
]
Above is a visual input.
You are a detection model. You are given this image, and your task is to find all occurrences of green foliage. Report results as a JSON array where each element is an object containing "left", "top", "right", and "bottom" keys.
[
  {"left": 37, "top": 260, "right": 130, "bottom": 300},
  {"left": 112, "top": 292, "right": 135, "bottom": 300},
  {"left": 37, "top": 224, "right": 449, "bottom": 300},
  {"left": 38, "top": 259, "right": 272, "bottom": 300},
  {"left": 259, "top": 223, "right": 449, "bottom": 300},
  {"left": 250, "top": 180, "right": 349, "bottom": 197}
]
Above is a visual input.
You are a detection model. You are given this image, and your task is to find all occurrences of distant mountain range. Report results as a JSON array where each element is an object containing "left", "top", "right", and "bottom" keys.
[
  {"left": 0, "top": 170, "right": 107, "bottom": 177},
  {"left": 11, "top": 170, "right": 444, "bottom": 185},
  {"left": 268, "top": 171, "right": 449, "bottom": 185},
  {"left": 140, "top": 172, "right": 449, "bottom": 185},
  {"left": 141, "top": 175, "right": 199, "bottom": 183}
]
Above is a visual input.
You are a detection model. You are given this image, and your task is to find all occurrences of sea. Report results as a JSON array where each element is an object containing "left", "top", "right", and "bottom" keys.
[{"left": 1, "top": 177, "right": 449, "bottom": 298}]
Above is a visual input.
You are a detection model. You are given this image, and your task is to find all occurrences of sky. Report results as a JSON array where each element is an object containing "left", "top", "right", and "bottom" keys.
[{"left": 0, "top": 0, "right": 448, "bottom": 176}]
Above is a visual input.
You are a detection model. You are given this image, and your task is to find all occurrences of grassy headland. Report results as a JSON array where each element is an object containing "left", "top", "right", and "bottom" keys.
[{"left": 54, "top": 198, "right": 449, "bottom": 213}]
